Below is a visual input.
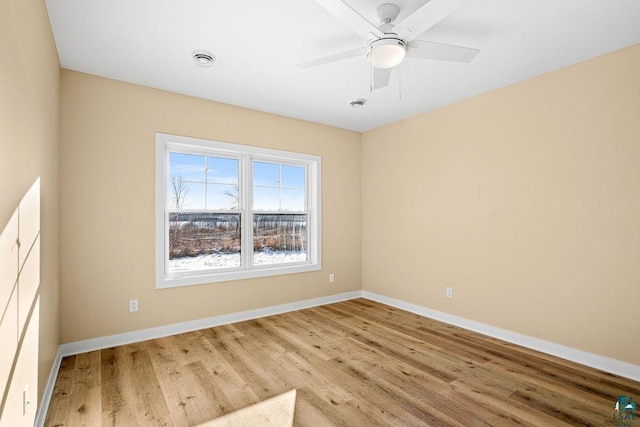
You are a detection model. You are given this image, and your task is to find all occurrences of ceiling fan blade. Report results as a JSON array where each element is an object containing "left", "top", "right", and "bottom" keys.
[
  {"left": 298, "top": 47, "right": 366, "bottom": 69},
  {"left": 313, "top": 0, "right": 384, "bottom": 40},
  {"left": 394, "top": 0, "right": 470, "bottom": 42},
  {"left": 407, "top": 39, "right": 479, "bottom": 63},
  {"left": 373, "top": 67, "right": 392, "bottom": 90}
]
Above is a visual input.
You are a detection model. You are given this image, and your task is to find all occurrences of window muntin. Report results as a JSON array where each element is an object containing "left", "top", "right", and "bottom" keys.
[{"left": 156, "top": 133, "right": 321, "bottom": 288}]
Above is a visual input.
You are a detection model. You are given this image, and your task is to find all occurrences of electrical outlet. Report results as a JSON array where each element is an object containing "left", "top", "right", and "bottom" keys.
[
  {"left": 129, "top": 299, "right": 138, "bottom": 312},
  {"left": 446, "top": 287, "right": 453, "bottom": 298},
  {"left": 329, "top": 273, "right": 335, "bottom": 283}
]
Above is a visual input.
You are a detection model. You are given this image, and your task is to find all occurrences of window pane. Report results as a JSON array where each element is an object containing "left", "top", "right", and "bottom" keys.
[
  {"left": 281, "top": 165, "right": 305, "bottom": 189},
  {"left": 253, "top": 214, "right": 307, "bottom": 266},
  {"left": 207, "top": 184, "right": 239, "bottom": 210},
  {"left": 170, "top": 152, "right": 206, "bottom": 182},
  {"left": 253, "top": 187, "right": 280, "bottom": 211},
  {"left": 168, "top": 212, "right": 241, "bottom": 272},
  {"left": 176, "top": 182, "right": 205, "bottom": 210},
  {"left": 281, "top": 189, "right": 305, "bottom": 211},
  {"left": 207, "top": 157, "right": 239, "bottom": 184},
  {"left": 253, "top": 162, "right": 280, "bottom": 187}
]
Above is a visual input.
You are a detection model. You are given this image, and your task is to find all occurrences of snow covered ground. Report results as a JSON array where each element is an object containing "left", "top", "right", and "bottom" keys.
[{"left": 169, "top": 250, "right": 307, "bottom": 272}]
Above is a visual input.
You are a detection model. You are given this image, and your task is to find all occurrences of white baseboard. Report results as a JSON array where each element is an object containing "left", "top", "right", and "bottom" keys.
[
  {"left": 37, "top": 289, "right": 639, "bottom": 426},
  {"left": 362, "top": 291, "right": 640, "bottom": 382},
  {"left": 34, "top": 347, "right": 63, "bottom": 427}
]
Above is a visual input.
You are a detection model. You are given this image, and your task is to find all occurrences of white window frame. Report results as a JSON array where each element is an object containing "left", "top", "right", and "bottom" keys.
[{"left": 155, "top": 133, "right": 321, "bottom": 289}]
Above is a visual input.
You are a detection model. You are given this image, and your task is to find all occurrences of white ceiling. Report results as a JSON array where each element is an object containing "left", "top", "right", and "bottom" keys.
[{"left": 45, "top": 0, "right": 640, "bottom": 132}]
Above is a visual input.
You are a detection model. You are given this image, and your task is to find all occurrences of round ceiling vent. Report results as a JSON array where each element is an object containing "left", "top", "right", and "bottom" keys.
[
  {"left": 350, "top": 99, "right": 366, "bottom": 109},
  {"left": 192, "top": 50, "right": 216, "bottom": 67}
]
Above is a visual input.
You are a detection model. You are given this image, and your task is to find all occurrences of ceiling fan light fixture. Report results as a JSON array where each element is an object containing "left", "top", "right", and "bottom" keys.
[{"left": 367, "top": 37, "right": 406, "bottom": 69}]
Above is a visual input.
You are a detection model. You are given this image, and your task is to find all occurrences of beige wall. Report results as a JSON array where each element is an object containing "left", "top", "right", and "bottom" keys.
[
  {"left": 362, "top": 44, "right": 640, "bottom": 365},
  {"left": 59, "top": 70, "right": 362, "bottom": 343},
  {"left": 0, "top": 0, "right": 60, "bottom": 423}
]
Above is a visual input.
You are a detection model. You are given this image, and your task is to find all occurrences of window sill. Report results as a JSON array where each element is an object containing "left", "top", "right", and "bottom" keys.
[{"left": 156, "top": 262, "right": 322, "bottom": 289}]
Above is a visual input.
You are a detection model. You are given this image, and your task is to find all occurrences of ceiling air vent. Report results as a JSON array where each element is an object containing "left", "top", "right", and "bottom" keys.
[
  {"left": 350, "top": 99, "right": 366, "bottom": 109},
  {"left": 192, "top": 50, "right": 216, "bottom": 67}
]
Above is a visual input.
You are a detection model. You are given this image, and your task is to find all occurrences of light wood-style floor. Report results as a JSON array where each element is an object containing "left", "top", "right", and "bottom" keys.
[{"left": 45, "top": 299, "right": 640, "bottom": 426}]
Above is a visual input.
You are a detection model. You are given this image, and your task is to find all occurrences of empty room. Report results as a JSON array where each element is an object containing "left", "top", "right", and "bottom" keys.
[{"left": 1, "top": 0, "right": 639, "bottom": 425}]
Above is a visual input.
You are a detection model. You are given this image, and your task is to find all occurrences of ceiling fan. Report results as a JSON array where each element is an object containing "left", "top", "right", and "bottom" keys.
[{"left": 300, "top": 0, "right": 480, "bottom": 90}]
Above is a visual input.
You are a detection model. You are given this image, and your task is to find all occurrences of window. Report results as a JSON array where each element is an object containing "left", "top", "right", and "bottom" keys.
[{"left": 156, "top": 133, "right": 321, "bottom": 288}]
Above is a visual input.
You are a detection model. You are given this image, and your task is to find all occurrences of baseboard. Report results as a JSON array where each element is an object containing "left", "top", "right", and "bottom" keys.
[
  {"left": 59, "top": 291, "right": 362, "bottom": 357},
  {"left": 362, "top": 291, "right": 640, "bottom": 382},
  {"left": 34, "top": 347, "right": 63, "bottom": 427}
]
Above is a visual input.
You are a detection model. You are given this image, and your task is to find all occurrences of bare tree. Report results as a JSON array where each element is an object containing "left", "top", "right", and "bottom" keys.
[
  {"left": 171, "top": 176, "right": 188, "bottom": 209},
  {"left": 223, "top": 184, "right": 239, "bottom": 209}
]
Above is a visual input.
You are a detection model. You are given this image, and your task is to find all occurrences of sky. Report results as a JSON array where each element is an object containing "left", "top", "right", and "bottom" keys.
[{"left": 169, "top": 152, "right": 305, "bottom": 211}]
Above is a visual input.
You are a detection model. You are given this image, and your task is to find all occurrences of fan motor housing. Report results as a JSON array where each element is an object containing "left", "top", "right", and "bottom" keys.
[{"left": 376, "top": 3, "right": 400, "bottom": 25}]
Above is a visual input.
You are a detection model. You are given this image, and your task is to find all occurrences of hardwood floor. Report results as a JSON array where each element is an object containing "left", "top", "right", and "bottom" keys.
[{"left": 45, "top": 299, "right": 640, "bottom": 426}]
